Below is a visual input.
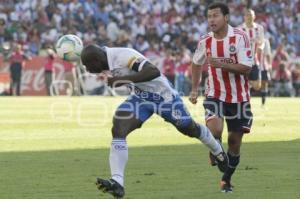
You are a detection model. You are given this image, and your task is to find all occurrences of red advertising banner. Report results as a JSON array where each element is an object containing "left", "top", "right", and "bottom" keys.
[{"left": 0, "top": 56, "right": 74, "bottom": 96}]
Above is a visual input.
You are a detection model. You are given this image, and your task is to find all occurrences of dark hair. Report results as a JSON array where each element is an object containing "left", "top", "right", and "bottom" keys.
[
  {"left": 207, "top": 2, "right": 230, "bottom": 16},
  {"left": 81, "top": 44, "right": 102, "bottom": 63}
]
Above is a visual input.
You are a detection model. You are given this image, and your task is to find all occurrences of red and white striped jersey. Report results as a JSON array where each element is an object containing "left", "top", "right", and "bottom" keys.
[
  {"left": 239, "top": 22, "right": 265, "bottom": 65},
  {"left": 192, "top": 25, "right": 253, "bottom": 103},
  {"left": 260, "top": 38, "right": 272, "bottom": 71}
]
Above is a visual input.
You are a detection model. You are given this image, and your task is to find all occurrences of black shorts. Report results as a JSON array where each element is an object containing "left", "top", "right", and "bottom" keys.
[
  {"left": 203, "top": 98, "right": 253, "bottom": 133},
  {"left": 249, "top": 64, "right": 261, "bottom": 81},
  {"left": 261, "top": 70, "right": 270, "bottom": 81}
]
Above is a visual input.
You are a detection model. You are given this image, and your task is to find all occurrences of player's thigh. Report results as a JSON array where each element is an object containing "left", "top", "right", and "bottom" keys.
[
  {"left": 206, "top": 117, "right": 224, "bottom": 138},
  {"left": 157, "top": 96, "right": 199, "bottom": 137},
  {"left": 203, "top": 98, "right": 224, "bottom": 137},
  {"left": 225, "top": 101, "right": 253, "bottom": 135},
  {"left": 249, "top": 65, "right": 261, "bottom": 90},
  {"left": 112, "top": 111, "right": 143, "bottom": 138},
  {"left": 225, "top": 102, "right": 251, "bottom": 154},
  {"left": 250, "top": 80, "right": 261, "bottom": 90},
  {"left": 112, "top": 96, "right": 154, "bottom": 138},
  {"left": 261, "top": 80, "right": 268, "bottom": 90}
]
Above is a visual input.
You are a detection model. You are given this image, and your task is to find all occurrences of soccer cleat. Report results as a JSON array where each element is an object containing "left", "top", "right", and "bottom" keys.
[
  {"left": 212, "top": 151, "right": 229, "bottom": 173},
  {"left": 220, "top": 180, "right": 234, "bottom": 193},
  {"left": 96, "top": 178, "right": 125, "bottom": 198}
]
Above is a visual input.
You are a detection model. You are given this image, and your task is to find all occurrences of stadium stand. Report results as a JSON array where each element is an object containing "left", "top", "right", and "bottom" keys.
[{"left": 0, "top": 0, "right": 300, "bottom": 96}]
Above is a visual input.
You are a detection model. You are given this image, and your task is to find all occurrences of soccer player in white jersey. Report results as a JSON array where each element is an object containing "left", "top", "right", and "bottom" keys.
[
  {"left": 80, "top": 44, "right": 228, "bottom": 198},
  {"left": 240, "top": 9, "right": 265, "bottom": 92},
  {"left": 260, "top": 37, "right": 272, "bottom": 106},
  {"left": 189, "top": 2, "right": 253, "bottom": 193}
]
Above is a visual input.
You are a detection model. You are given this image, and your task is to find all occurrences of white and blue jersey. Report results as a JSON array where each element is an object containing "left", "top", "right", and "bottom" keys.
[
  {"left": 105, "top": 47, "right": 177, "bottom": 103},
  {"left": 105, "top": 47, "right": 192, "bottom": 128}
]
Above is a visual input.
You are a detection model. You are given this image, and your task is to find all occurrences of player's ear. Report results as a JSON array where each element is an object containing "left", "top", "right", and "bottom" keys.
[{"left": 224, "top": 14, "right": 229, "bottom": 23}]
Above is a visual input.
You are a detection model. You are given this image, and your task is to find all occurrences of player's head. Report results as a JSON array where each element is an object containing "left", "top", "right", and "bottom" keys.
[
  {"left": 244, "top": 9, "right": 255, "bottom": 24},
  {"left": 81, "top": 44, "right": 108, "bottom": 73},
  {"left": 207, "top": 2, "right": 230, "bottom": 33},
  {"left": 15, "top": 44, "right": 22, "bottom": 51}
]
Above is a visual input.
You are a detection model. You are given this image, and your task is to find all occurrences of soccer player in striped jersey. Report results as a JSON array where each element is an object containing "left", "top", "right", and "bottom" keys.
[
  {"left": 239, "top": 9, "right": 265, "bottom": 91},
  {"left": 189, "top": 2, "right": 253, "bottom": 193},
  {"left": 260, "top": 38, "right": 272, "bottom": 106},
  {"left": 80, "top": 44, "right": 228, "bottom": 198}
]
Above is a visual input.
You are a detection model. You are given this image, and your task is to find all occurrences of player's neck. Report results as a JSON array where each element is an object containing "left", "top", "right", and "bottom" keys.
[
  {"left": 246, "top": 22, "right": 254, "bottom": 28},
  {"left": 213, "top": 24, "right": 229, "bottom": 40}
]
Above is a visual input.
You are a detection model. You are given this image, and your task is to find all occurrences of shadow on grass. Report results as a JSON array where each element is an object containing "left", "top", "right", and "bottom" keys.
[{"left": 0, "top": 139, "right": 299, "bottom": 199}]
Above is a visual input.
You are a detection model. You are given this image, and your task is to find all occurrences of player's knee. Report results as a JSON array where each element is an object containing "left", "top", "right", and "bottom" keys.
[
  {"left": 111, "top": 125, "right": 127, "bottom": 139},
  {"left": 228, "top": 136, "right": 238, "bottom": 146},
  {"left": 251, "top": 81, "right": 261, "bottom": 90},
  {"left": 206, "top": 120, "right": 223, "bottom": 138},
  {"left": 228, "top": 136, "right": 242, "bottom": 152},
  {"left": 208, "top": 126, "right": 222, "bottom": 138},
  {"left": 111, "top": 118, "right": 130, "bottom": 138},
  {"left": 176, "top": 121, "right": 199, "bottom": 138},
  {"left": 111, "top": 112, "right": 142, "bottom": 138}
]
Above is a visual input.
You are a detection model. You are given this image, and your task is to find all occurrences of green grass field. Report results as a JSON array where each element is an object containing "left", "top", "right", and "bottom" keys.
[{"left": 0, "top": 97, "right": 299, "bottom": 199}]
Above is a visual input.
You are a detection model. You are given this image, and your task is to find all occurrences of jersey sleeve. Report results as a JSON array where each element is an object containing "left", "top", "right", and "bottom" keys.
[
  {"left": 237, "top": 34, "right": 253, "bottom": 67},
  {"left": 115, "top": 48, "right": 148, "bottom": 72},
  {"left": 127, "top": 56, "right": 148, "bottom": 72},
  {"left": 192, "top": 37, "right": 207, "bottom": 65}
]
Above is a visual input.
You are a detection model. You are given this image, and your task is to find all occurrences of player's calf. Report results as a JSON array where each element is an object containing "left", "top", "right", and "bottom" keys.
[
  {"left": 177, "top": 121, "right": 229, "bottom": 171},
  {"left": 176, "top": 120, "right": 200, "bottom": 138}
]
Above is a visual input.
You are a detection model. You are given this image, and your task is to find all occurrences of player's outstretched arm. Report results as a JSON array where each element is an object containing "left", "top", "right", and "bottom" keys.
[{"left": 107, "top": 62, "right": 160, "bottom": 87}]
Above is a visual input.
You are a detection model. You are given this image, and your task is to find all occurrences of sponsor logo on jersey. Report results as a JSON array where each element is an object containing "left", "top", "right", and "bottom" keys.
[
  {"left": 229, "top": 44, "right": 236, "bottom": 53},
  {"left": 214, "top": 58, "right": 236, "bottom": 64}
]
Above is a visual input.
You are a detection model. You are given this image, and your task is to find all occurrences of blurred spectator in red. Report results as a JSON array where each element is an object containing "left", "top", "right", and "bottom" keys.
[
  {"left": 272, "top": 43, "right": 290, "bottom": 70},
  {"left": 292, "top": 63, "right": 300, "bottom": 96},
  {"left": 44, "top": 48, "right": 55, "bottom": 96},
  {"left": 162, "top": 49, "right": 175, "bottom": 86},
  {"left": 273, "top": 62, "right": 293, "bottom": 96},
  {"left": 9, "top": 44, "right": 29, "bottom": 96}
]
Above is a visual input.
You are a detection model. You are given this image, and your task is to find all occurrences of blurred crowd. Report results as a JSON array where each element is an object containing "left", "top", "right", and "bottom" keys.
[{"left": 0, "top": 0, "right": 300, "bottom": 96}]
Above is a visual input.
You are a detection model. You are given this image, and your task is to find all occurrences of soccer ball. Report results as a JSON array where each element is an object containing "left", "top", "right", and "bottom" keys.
[{"left": 55, "top": 34, "right": 83, "bottom": 61}]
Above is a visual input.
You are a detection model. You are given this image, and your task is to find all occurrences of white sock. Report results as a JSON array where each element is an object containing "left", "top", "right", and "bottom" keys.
[
  {"left": 197, "top": 124, "right": 223, "bottom": 155},
  {"left": 109, "top": 139, "right": 128, "bottom": 187}
]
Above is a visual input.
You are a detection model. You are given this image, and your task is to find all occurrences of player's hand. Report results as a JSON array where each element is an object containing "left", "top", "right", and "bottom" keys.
[
  {"left": 107, "top": 76, "right": 118, "bottom": 87},
  {"left": 207, "top": 57, "right": 222, "bottom": 68},
  {"left": 99, "top": 71, "right": 113, "bottom": 85},
  {"left": 189, "top": 90, "right": 198, "bottom": 104},
  {"left": 96, "top": 74, "right": 107, "bottom": 81}
]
